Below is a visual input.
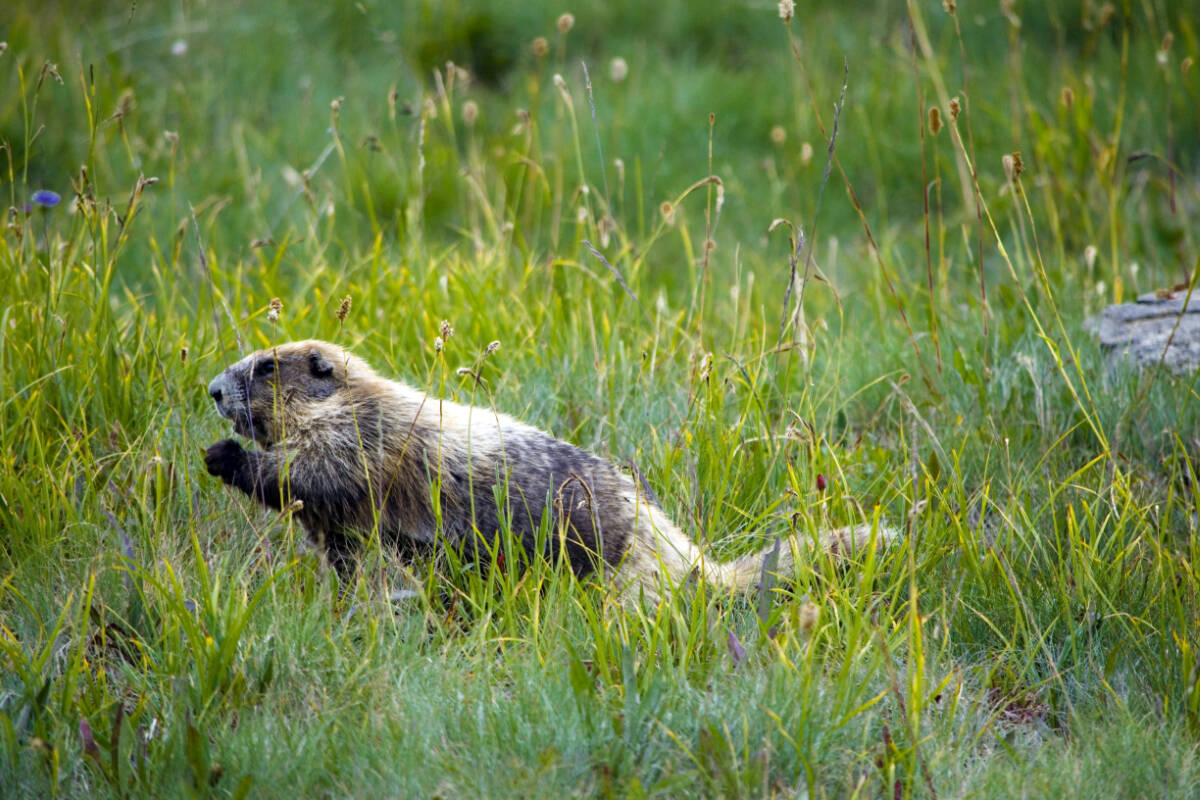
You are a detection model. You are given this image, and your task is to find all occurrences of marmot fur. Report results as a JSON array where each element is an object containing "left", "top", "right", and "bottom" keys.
[{"left": 204, "top": 340, "right": 894, "bottom": 601}]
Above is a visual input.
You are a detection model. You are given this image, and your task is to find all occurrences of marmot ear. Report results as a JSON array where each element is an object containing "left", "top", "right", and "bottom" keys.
[{"left": 309, "top": 349, "right": 335, "bottom": 378}]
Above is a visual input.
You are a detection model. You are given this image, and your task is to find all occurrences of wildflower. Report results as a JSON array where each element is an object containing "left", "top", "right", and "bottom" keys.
[
  {"left": 267, "top": 297, "right": 282, "bottom": 324},
  {"left": 557, "top": 13, "right": 575, "bottom": 34},
  {"left": 816, "top": 473, "right": 827, "bottom": 492},
  {"left": 171, "top": 40, "right": 187, "bottom": 56},
  {"left": 31, "top": 190, "right": 61, "bottom": 208},
  {"left": 531, "top": 36, "right": 549, "bottom": 57},
  {"left": 778, "top": 0, "right": 794, "bottom": 22},
  {"left": 609, "top": 57, "right": 628, "bottom": 83}
]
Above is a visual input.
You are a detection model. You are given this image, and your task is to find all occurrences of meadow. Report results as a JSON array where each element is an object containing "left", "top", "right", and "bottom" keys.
[{"left": 2, "top": 0, "right": 1200, "bottom": 796}]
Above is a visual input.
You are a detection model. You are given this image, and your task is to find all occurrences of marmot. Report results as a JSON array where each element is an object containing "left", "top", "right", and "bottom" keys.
[{"left": 204, "top": 340, "right": 894, "bottom": 601}]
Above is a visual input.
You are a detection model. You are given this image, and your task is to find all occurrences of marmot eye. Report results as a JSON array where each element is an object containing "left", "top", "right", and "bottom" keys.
[{"left": 256, "top": 359, "right": 276, "bottom": 377}]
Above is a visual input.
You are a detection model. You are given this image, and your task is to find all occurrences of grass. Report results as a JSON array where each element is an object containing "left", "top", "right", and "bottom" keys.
[{"left": 2, "top": 0, "right": 1200, "bottom": 796}]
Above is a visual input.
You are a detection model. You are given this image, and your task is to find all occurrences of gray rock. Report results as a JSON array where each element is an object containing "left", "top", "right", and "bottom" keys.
[{"left": 1085, "top": 290, "right": 1200, "bottom": 374}]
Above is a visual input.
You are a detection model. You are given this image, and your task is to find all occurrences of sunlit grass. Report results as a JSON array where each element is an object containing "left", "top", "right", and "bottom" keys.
[{"left": 2, "top": 1, "right": 1199, "bottom": 796}]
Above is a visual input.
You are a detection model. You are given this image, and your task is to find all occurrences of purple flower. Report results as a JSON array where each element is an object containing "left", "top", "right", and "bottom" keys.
[{"left": 31, "top": 190, "right": 61, "bottom": 208}]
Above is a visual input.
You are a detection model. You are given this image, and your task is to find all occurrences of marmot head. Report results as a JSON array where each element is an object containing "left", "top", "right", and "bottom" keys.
[{"left": 208, "top": 340, "right": 357, "bottom": 445}]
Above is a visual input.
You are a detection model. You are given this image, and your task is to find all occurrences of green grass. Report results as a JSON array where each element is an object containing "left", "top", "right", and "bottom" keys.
[{"left": 3, "top": 0, "right": 1200, "bottom": 796}]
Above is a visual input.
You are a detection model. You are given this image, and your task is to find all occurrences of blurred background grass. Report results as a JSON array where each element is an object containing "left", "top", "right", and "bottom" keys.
[{"left": 2, "top": 0, "right": 1200, "bottom": 796}]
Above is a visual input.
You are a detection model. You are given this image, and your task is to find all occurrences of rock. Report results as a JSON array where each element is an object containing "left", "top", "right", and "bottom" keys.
[{"left": 1085, "top": 290, "right": 1200, "bottom": 374}]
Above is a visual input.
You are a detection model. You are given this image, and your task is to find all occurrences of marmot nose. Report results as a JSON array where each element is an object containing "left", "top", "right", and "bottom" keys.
[{"left": 208, "top": 377, "right": 224, "bottom": 403}]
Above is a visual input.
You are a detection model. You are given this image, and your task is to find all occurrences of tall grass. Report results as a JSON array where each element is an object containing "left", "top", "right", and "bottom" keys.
[{"left": 2, "top": 1, "right": 1199, "bottom": 796}]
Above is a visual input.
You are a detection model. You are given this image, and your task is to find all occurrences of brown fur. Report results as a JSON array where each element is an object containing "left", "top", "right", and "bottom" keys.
[{"left": 204, "top": 340, "right": 895, "bottom": 602}]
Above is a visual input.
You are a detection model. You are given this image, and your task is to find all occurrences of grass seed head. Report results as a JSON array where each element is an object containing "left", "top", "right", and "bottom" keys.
[
  {"left": 948, "top": 97, "right": 961, "bottom": 120},
  {"left": 462, "top": 100, "right": 479, "bottom": 127},
  {"left": 770, "top": 125, "right": 786, "bottom": 145},
  {"left": 557, "top": 13, "right": 575, "bottom": 34},
  {"left": 660, "top": 201, "right": 675, "bottom": 226},
  {"left": 337, "top": 294, "right": 351, "bottom": 323},
  {"left": 610, "top": 57, "right": 628, "bottom": 83},
  {"left": 1060, "top": 86, "right": 1074, "bottom": 110},
  {"left": 778, "top": 0, "right": 794, "bottom": 23},
  {"left": 267, "top": 297, "right": 283, "bottom": 324},
  {"left": 1183, "top": 57, "right": 1193, "bottom": 76},
  {"left": 799, "top": 602, "right": 820, "bottom": 633},
  {"left": 531, "top": 36, "right": 549, "bottom": 57},
  {"left": 928, "top": 106, "right": 942, "bottom": 135},
  {"left": 439, "top": 320, "right": 454, "bottom": 341},
  {"left": 800, "top": 141, "right": 813, "bottom": 166}
]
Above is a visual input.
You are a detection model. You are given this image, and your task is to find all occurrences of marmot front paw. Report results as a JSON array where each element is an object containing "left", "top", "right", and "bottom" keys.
[{"left": 205, "top": 438, "right": 246, "bottom": 484}]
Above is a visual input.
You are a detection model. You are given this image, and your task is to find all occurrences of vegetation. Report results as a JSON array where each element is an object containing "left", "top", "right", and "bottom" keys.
[{"left": 2, "top": 0, "right": 1199, "bottom": 796}]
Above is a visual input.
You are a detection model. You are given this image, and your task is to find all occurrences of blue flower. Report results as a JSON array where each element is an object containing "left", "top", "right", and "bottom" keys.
[{"left": 31, "top": 190, "right": 61, "bottom": 208}]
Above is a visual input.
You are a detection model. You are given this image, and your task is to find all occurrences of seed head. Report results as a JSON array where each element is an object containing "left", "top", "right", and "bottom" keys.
[
  {"left": 948, "top": 97, "right": 961, "bottom": 120},
  {"left": 659, "top": 201, "right": 675, "bottom": 226},
  {"left": 609, "top": 57, "right": 628, "bottom": 83},
  {"left": 770, "top": 125, "right": 786, "bottom": 145},
  {"left": 484, "top": 340, "right": 501, "bottom": 357},
  {"left": 1183, "top": 57, "right": 1193, "bottom": 76},
  {"left": 1060, "top": 86, "right": 1074, "bottom": 110},
  {"left": 1162, "top": 32, "right": 1174, "bottom": 52},
  {"left": 557, "top": 13, "right": 575, "bottom": 34},
  {"left": 942, "top": 0, "right": 956, "bottom": 13},
  {"left": 798, "top": 602, "right": 820, "bottom": 633},
  {"left": 267, "top": 297, "right": 283, "bottom": 324},
  {"left": 799, "top": 141, "right": 813, "bottom": 166},
  {"left": 778, "top": 0, "right": 794, "bottom": 22},
  {"left": 1011, "top": 151, "right": 1024, "bottom": 179},
  {"left": 337, "top": 294, "right": 351, "bottom": 323},
  {"left": 1002, "top": 154, "right": 1015, "bottom": 182},
  {"left": 433, "top": 336, "right": 444, "bottom": 353},
  {"left": 928, "top": 106, "right": 942, "bottom": 135},
  {"left": 553, "top": 73, "right": 567, "bottom": 90},
  {"left": 531, "top": 36, "right": 549, "bottom": 57},
  {"left": 180, "top": 345, "right": 189, "bottom": 363},
  {"left": 462, "top": 100, "right": 479, "bottom": 127},
  {"left": 439, "top": 320, "right": 454, "bottom": 340},
  {"left": 1084, "top": 245, "right": 1098, "bottom": 271}
]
